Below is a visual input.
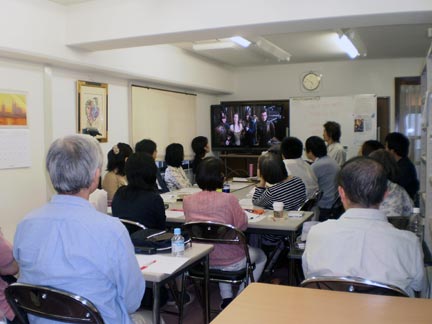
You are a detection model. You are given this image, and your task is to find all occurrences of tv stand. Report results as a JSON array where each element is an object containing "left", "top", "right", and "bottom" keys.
[{"left": 219, "top": 153, "right": 260, "bottom": 178}]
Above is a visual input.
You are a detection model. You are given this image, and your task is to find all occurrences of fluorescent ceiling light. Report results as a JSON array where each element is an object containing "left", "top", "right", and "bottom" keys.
[
  {"left": 255, "top": 37, "right": 291, "bottom": 62},
  {"left": 339, "top": 34, "right": 360, "bottom": 58},
  {"left": 230, "top": 36, "right": 251, "bottom": 48},
  {"left": 192, "top": 40, "right": 237, "bottom": 51},
  {"left": 336, "top": 29, "right": 367, "bottom": 59}
]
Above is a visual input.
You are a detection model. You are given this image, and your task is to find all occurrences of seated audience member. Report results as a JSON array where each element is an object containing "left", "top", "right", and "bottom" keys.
[
  {"left": 305, "top": 136, "right": 340, "bottom": 221},
  {"left": 323, "top": 121, "right": 346, "bottom": 166},
  {"left": 13, "top": 135, "right": 147, "bottom": 323},
  {"left": 280, "top": 136, "right": 318, "bottom": 199},
  {"left": 102, "top": 142, "right": 133, "bottom": 204},
  {"left": 253, "top": 152, "right": 306, "bottom": 211},
  {"left": 112, "top": 153, "right": 166, "bottom": 232},
  {"left": 183, "top": 157, "right": 266, "bottom": 310},
  {"left": 369, "top": 149, "right": 413, "bottom": 216},
  {"left": 302, "top": 157, "right": 424, "bottom": 297},
  {"left": 0, "top": 229, "right": 19, "bottom": 323},
  {"left": 359, "top": 139, "right": 384, "bottom": 157},
  {"left": 135, "top": 139, "right": 169, "bottom": 193},
  {"left": 191, "top": 136, "right": 210, "bottom": 175},
  {"left": 164, "top": 143, "right": 192, "bottom": 191},
  {"left": 385, "top": 132, "right": 419, "bottom": 200}
]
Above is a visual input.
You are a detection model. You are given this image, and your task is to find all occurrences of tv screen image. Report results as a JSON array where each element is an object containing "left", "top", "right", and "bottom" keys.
[{"left": 211, "top": 101, "right": 289, "bottom": 153}]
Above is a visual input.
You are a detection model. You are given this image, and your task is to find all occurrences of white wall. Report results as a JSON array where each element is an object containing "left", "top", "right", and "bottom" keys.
[
  {"left": 0, "top": 58, "right": 47, "bottom": 242},
  {"left": 222, "top": 58, "right": 425, "bottom": 130}
]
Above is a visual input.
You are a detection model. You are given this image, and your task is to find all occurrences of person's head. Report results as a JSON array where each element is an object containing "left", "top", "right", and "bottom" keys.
[
  {"left": 233, "top": 113, "right": 239, "bottom": 124},
  {"left": 191, "top": 136, "right": 209, "bottom": 157},
  {"left": 135, "top": 139, "right": 157, "bottom": 160},
  {"left": 165, "top": 143, "right": 184, "bottom": 168},
  {"left": 260, "top": 109, "right": 268, "bottom": 122},
  {"left": 267, "top": 144, "right": 281, "bottom": 155},
  {"left": 280, "top": 137, "right": 303, "bottom": 159},
  {"left": 323, "top": 121, "right": 341, "bottom": 143},
  {"left": 46, "top": 134, "right": 103, "bottom": 195},
  {"left": 360, "top": 140, "right": 384, "bottom": 157},
  {"left": 195, "top": 157, "right": 224, "bottom": 191},
  {"left": 106, "top": 143, "right": 133, "bottom": 175},
  {"left": 385, "top": 132, "right": 409, "bottom": 158},
  {"left": 338, "top": 156, "right": 387, "bottom": 209},
  {"left": 258, "top": 152, "right": 288, "bottom": 185},
  {"left": 125, "top": 153, "right": 157, "bottom": 191},
  {"left": 221, "top": 113, "right": 227, "bottom": 123},
  {"left": 369, "top": 149, "right": 400, "bottom": 183},
  {"left": 305, "top": 136, "right": 327, "bottom": 159}
]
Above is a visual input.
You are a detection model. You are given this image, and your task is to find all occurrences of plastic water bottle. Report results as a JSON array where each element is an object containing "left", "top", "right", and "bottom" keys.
[
  {"left": 409, "top": 207, "right": 424, "bottom": 243},
  {"left": 171, "top": 228, "right": 185, "bottom": 256}
]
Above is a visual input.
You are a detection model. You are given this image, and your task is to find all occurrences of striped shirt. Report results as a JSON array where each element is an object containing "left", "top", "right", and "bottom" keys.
[{"left": 252, "top": 176, "right": 306, "bottom": 211}]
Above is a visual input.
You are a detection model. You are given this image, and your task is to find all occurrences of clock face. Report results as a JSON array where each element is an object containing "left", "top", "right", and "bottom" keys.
[{"left": 302, "top": 72, "right": 321, "bottom": 91}]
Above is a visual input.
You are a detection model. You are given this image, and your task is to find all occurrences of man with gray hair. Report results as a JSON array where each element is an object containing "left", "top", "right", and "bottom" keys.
[
  {"left": 302, "top": 156, "right": 425, "bottom": 297},
  {"left": 13, "top": 135, "right": 148, "bottom": 323}
]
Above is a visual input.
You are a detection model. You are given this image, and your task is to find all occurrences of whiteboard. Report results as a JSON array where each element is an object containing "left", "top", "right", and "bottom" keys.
[{"left": 290, "top": 95, "right": 377, "bottom": 159}]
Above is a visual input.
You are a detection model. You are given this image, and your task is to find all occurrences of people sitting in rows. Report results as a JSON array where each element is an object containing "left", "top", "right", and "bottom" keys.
[
  {"left": 369, "top": 149, "right": 413, "bottom": 217},
  {"left": 305, "top": 136, "right": 341, "bottom": 221},
  {"left": 164, "top": 143, "right": 192, "bottom": 191},
  {"left": 112, "top": 153, "right": 166, "bottom": 232},
  {"left": 323, "top": 121, "right": 346, "bottom": 166},
  {"left": 191, "top": 136, "right": 210, "bottom": 176},
  {"left": 252, "top": 152, "right": 306, "bottom": 211},
  {"left": 359, "top": 139, "right": 384, "bottom": 157},
  {"left": 302, "top": 156, "right": 424, "bottom": 297},
  {"left": 280, "top": 136, "right": 318, "bottom": 199},
  {"left": 102, "top": 142, "right": 133, "bottom": 204},
  {"left": 14, "top": 135, "right": 148, "bottom": 323},
  {"left": 385, "top": 132, "right": 419, "bottom": 201},
  {"left": 183, "top": 157, "right": 267, "bottom": 310},
  {"left": 135, "top": 138, "right": 169, "bottom": 193}
]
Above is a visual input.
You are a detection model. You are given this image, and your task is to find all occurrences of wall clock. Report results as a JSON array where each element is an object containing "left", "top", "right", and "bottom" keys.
[{"left": 302, "top": 72, "right": 321, "bottom": 91}]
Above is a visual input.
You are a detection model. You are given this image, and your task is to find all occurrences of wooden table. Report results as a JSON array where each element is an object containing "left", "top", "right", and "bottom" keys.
[
  {"left": 211, "top": 283, "right": 432, "bottom": 324},
  {"left": 137, "top": 243, "right": 213, "bottom": 324}
]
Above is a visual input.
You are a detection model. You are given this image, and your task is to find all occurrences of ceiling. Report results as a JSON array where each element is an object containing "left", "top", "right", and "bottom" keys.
[
  {"left": 176, "top": 24, "right": 432, "bottom": 67},
  {"left": 48, "top": 0, "right": 432, "bottom": 67}
]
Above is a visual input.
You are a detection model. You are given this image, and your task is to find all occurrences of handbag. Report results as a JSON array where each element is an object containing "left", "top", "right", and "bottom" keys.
[{"left": 131, "top": 229, "right": 190, "bottom": 253}]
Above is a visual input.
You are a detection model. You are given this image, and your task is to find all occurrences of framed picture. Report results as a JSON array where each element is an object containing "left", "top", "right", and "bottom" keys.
[{"left": 77, "top": 80, "right": 108, "bottom": 142}]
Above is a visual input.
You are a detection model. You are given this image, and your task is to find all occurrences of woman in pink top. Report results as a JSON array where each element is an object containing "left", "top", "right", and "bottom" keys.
[
  {"left": 0, "top": 229, "right": 18, "bottom": 322},
  {"left": 183, "top": 157, "right": 266, "bottom": 309}
]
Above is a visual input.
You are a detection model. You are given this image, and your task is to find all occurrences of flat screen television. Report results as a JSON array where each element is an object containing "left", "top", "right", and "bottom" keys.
[{"left": 210, "top": 100, "right": 289, "bottom": 153}]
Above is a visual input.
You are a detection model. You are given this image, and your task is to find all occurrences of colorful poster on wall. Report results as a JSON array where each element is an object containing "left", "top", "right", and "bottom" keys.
[{"left": 0, "top": 92, "right": 27, "bottom": 126}]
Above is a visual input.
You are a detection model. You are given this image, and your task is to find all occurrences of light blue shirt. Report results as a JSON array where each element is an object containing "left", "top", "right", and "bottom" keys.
[
  {"left": 311, "top": 156, "right": 340, "bottom": 209},
  {"left": 14, "top": 195, "right": 145, "bottom": 324}
]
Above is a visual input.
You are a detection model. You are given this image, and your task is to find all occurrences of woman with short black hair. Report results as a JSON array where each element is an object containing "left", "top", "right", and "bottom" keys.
[
  {"left": 183, "top": 157, "right": 266, "bottom": 310},
  {"left": 164, "top": 143, "right": 192, "bottom": 191},
  {"left": 112, "top": 152, "right": 166, "bottom": 231},
  {"left": 252, "top": 152, "right": 306, "bottom": 210}
]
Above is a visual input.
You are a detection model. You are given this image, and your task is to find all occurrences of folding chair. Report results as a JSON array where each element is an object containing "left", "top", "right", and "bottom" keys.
[
  {"left": 300, "top": 276, "right": 409, "bottom": 297},
  {"left": 5, "top": 282, "right": 105, "bottom": 324},
  {"left": 182, "top": 221, "right": 255, "bottom": 314}
]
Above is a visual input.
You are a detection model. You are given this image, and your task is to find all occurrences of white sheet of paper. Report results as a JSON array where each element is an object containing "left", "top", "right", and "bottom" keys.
[
  {"left": 136, "top": 254, "right": 189, "bottom": 275},
  {"left": 246, "top": 213, "right": 266, "bottom": 223},
  {"left": 239, "top": 198, "right": 254, "bottom": 207},
  {"left": 229, "top": 182, "right": 252, "bottom": 191},
  {"left": 165, "top": 210, "right": 185, "bottom": 218}
]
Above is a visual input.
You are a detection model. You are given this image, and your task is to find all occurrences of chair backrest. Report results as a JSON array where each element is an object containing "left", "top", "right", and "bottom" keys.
[
  {"left": 119, "top": 218, "right": 147, "bottom": 235},
  {"left": 5, "top": 283, "right": 105, "bottom": 324},
  {"left": 388, "top": 216, "right": 410, "bottom": 230},
  {"left": 300, "top": 276, "right": 409, "bottom": 297},
  {"left": 298, "top": 190, "right": 323, "bottom": 211},
  {"left": 182, "top": 221, "right": 254, "bottom": 281}
]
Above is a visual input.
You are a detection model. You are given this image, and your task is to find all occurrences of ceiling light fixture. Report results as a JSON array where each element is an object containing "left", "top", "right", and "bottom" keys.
[
  {"left": 192, "top": 40, "right": 237, "bottom": 51},
  {"left": 254, "top": 37, "right": 291, "bottom": 62},
  {"left": 336, "top": 29, "right": 367, "bottom": 59},
  {"left": 230, "top": 36, "right": 251, "bottom": 48}
]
